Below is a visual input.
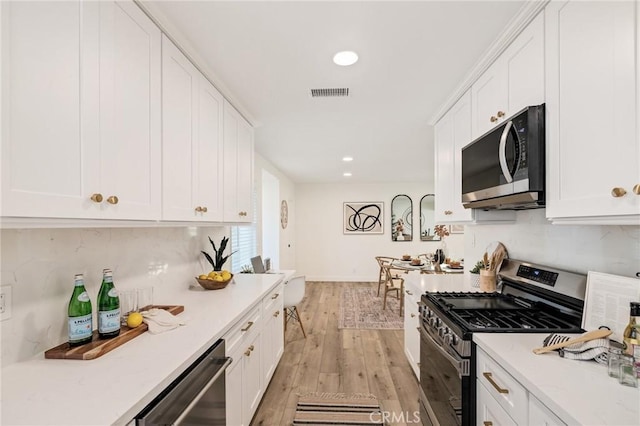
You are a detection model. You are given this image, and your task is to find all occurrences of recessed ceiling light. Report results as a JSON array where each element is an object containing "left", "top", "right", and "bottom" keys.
[
  {"left": 342, "top": 156, "right": 353, "bottom": 162},
  {"left": 343, "top": 172, "right": 352, "bottom": 177},
  {"left": 333, "top": 51, "right": 358, "bottom": 66}
]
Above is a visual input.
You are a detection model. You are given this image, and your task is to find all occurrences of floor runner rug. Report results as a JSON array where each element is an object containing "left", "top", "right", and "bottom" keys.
[
  {"left": 293, "top": 392, "right": 384, "bottom": 425},
  {"left": 338, "top": 287, "right": 404, "bottom": 330}
]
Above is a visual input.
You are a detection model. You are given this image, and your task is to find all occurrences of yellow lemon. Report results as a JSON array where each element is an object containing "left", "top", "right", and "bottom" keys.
[
  {"left": 221, "top": 271, "right": 232, "bottom": 281},
  {"left": 214, "top": 275, "right": 225, "bottom": 282},
  {"left": 127, "top": 312, "right": 143, "bottom": 328},
  {"left": 198, "top": 274, "right": 208, "bottom": 280},
  {"left": 207, "top": 271, "right": 218, "bottom": 279}
]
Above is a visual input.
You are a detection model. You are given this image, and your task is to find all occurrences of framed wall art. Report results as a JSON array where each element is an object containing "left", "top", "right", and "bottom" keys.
[{"left": 343, "top": 202, "right": 384, "bottom": 235}]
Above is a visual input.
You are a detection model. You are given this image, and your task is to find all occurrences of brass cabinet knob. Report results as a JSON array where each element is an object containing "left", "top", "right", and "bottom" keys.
[
  {"left": 490, "top": 116, "right": 498, "bottom": 123},
  {"left": 195, "top": 206, "right": 203, "bottom": 212},
  {"left": 484, "top": 422, "right": 493, "bottom": 426},
  {"left": 496, "top": 111, "right": 505, "bottom": 118},
  {"left": 106, "top": 195, "right": 119, "bottom": 205},
  {"left": 411, "top": 313, "right": 416, "bottom": 318},
  {"left": 444, "top": 210, "right": 452, "bottom": 215},
  {"left": 202, "top": 206, "right": 208, "bottom": 213},
  {"left": 633, "top": 184, "right": 640, "bottom": 195},
  {"left": 90, "top": 193, "right": 103, "bottom": 203},
  {"left": 271, "top": 293, "right": 279, "bottom": 299},
  {"left": 273, "top": 310, "right": 280, "bottom": 317},
  {"left": 611, "top": 187, "right": 627, "bottom": 198},
  {"left": 239, "top": 211, "right": 248, "bottom": 217},
  {"left": 244, "top": 348, "right": 251, "bottom": 357}
]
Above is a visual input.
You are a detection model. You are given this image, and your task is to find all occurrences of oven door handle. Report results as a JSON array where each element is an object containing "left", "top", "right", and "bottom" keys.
[
  {"left": 420, "top": 326, "right": 468, "bottom": 378},
  {"left": 174, "top": 357, "right": 233, "bottom": 425}
]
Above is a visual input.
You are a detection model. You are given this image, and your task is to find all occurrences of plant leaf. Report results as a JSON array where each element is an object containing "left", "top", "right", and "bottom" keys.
[{"left": 201, "top": 251, "right": 215, "bottom": 269}]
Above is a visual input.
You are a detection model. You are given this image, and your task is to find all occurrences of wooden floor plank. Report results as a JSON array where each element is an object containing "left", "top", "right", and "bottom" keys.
[{"left": 250, "top": 281, "right": 420, "bottom": 426}]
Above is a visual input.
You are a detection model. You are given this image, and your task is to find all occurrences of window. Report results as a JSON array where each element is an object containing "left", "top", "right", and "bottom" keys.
[{"left": 231, "top": 224, "right": 257, "bottom": 273}]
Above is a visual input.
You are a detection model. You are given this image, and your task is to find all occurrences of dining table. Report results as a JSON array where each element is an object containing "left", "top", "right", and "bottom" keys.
[{"left": 391, "top": 259, "right": 465, "bottom": 274}]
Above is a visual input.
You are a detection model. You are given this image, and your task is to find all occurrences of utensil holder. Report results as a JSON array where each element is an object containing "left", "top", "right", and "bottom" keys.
[{"left": 479, "top": 270, "right": 497, "bottom": 292}]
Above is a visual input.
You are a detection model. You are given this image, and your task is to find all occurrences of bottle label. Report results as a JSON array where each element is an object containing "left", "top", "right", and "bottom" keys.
[
  {"left": 98, "top": 309, "right": 121, "bottom": 334},
  {"left": 107, "top": 288, "right": 118, "bottom": 298},
  {"left": 69, "top": 314, "right": 93, "bottom": 342},
  {"left": 77, "top": 291, "right": 90, "bottom": 303}
]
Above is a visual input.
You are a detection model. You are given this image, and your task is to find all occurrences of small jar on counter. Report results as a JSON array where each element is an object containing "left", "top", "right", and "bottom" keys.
[
  {"left": 618, "top": 354, "right": 638, "bottom": 387},
  {"left": 608, "top": 346, "right": 623, "bottom": 378}
]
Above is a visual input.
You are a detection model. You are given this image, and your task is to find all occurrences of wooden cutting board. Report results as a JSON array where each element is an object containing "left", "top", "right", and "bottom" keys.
[{"left": 44, "top": 305, "right": 184, "bottom": 360}]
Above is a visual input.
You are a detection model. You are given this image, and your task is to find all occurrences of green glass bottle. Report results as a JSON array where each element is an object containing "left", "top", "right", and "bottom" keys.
[
  {"left": 97, "top": 269, "right": 120, "bottom": 338},
  {"left": 68, "top": 274, "right": 93, "bottom": 346}
]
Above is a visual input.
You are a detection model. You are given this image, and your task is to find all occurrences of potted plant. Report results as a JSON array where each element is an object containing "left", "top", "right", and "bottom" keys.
[
  {"left": 201, "top": 236, "right": 237, "bottom": 271},
  {"left": 469, "top": 260, "right": 484, "bottom": 288}
]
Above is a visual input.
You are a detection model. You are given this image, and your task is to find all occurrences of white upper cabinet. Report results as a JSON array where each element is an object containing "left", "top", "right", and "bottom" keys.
[
  {"left": 472, "top": 13, "right": 544, "bottom": 139},
  {"left": 434, "top": 91, "right": 474, "bottom": 223},
  {"left": 545, "top": 0, "right": 639, "bottom": 224},
  {"left": 1, "top": 1, "right": 161, "bottom": 221},
  {"left": 161, "top": 35, "right": 223, "bottom": 222},
  {"left": 434, "top": 91, "right": 514, "bottom": 224},
  {"left": 223, "top": 101, "right": 254, "bottom": 223}
]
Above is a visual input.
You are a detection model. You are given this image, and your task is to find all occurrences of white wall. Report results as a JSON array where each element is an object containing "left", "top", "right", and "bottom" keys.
[
  {"left": 0, "top": 226, "right": 228, "bottom": 367},
  {"left": 295, "top": 182, "right": 464, "bottom": 281},
  {"left": 464, "top": 209, "right": 640, "bottom": 278},
  {"left": 254, "top": 153, "right": 296, "bottom": 271}
]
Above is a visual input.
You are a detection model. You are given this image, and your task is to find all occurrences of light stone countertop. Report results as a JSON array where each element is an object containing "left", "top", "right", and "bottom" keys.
[
  {"left": 404, "top": 269, "right": 479, "bottom": 294},
  {"left": 0, "top": 271, "right": 292, "bottom": 426},
  {"left": 474, "top": 333, "right": 639, "bottom": 425}
]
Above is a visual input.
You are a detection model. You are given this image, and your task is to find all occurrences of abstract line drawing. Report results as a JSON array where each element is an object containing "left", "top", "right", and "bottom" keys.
[{"left": 343, "top": 202, "right": 384, "bottom": 234}]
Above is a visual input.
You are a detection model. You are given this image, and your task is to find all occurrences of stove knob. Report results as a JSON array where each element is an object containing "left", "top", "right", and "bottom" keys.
[
  {"left": 449, "top": 334, "right": 458, "bottom": 346},
  {"left": 443, "top": 333, "right": 452, "bottom": 345}
]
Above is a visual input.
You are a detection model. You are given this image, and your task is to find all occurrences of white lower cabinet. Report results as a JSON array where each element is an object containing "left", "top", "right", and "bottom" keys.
[
  {"left": 477, "top": 347, "right": 566, "bottom": 426},
  {"left": 403, "top": 285, "right": 420, "bottom": 378},
  {"left": 225, "top": 283, "right": 285, "bottom": 426}
]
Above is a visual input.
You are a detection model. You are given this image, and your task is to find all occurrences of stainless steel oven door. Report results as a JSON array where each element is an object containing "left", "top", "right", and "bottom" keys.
[{"left": 419, "top": 325, "right": 471, "bottom": 426}]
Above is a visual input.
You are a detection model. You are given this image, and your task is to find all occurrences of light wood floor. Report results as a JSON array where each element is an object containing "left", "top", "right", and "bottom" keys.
[{"left": 250, "top": 281, "right": 421, "bottom": 426}]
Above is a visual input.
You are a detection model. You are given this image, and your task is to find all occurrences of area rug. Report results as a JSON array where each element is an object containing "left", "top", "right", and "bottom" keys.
[
  {"left": 293, "top": 392, "right": 384, "bottom": 425},
  {"left": 339, "top": 287, "right": 404, "bottom": 330}
]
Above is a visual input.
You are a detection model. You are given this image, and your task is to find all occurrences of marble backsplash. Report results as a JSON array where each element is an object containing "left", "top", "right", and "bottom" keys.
[{"left": 0, "top": 226, "right": 228, "bottom": 367}]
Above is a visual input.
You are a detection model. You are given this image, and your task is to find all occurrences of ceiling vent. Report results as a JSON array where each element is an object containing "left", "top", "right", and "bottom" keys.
[{"left": 310, "top": 88, "right": 350, "bottom": 98}]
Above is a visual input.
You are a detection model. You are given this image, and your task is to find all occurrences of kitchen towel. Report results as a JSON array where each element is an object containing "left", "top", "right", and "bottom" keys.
[
  {"left": 141, "top": 308, "right": 187, "bottom": 334},
  {"left": 542, "top": 333, "right": 609, "bottom": 364}
]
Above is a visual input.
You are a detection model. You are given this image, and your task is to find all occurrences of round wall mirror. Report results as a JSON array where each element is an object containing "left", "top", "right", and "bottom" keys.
[
  {"left": 391, "top": 194, "right": 412, "bottom": 241},
  {"left": 420, "top": 194, "right": 441, "bottom": 242}
]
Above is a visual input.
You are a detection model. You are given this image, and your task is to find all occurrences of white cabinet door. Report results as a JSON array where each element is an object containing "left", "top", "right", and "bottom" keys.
[
  {"left": 262, "top": 286, "right": 284, "bottom": 385},
  {"left": 477, "top": 381, "right": 518, "bottom": 426},
  {"left": 529, "top": 394, "right": 566, "bottom": 426},
  {"left": 223, "top": 101, "right": 254, "bottom": 222},
  {"left": 226, "top": 353, "right": 244, "bottom": 426},
  {"left": 243, "top": 332, "right": 263, "bottom": 423},
  {"left": 196, "top": 76, "right": 224, "bottom": 222},
  {"left": 98, "top": 1, "right": 161, "bottom": 220},
  {"left": 545, "top": 0, "right": 639, "bottom": 223},
  {"left": 1, "top": 1, "right": 97, "bottom": 219},
  {"left": 472, "top": 13, "right": 544, "bottom": 139},
  {"left": 403, "top": 287, "right": 420, "bottom": 378},
  {"left": 161, "top": 35, "right": 224, "bottom": 222}
]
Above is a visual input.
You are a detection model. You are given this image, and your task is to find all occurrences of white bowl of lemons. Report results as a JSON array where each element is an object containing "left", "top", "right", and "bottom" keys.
[{"left": 196, "top": 270, "right": 233, "bottom": 290}]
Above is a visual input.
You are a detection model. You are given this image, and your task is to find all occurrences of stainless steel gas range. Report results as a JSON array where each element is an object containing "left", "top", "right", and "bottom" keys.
[{"left": 418, "top": 259, "right": 587, "bottom": 426}]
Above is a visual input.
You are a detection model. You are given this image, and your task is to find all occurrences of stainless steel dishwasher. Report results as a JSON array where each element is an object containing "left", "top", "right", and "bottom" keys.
[{"left": 135, "top": 339, "right": 232, "bottom": 425}]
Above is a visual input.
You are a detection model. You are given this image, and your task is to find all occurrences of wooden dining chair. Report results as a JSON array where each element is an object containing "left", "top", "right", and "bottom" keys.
[
  {"left": 381, "top": 263, "right": 404, "bottom": 316},
  {"left": 375, "top": 256, "right": 405, "bottom": 296}
]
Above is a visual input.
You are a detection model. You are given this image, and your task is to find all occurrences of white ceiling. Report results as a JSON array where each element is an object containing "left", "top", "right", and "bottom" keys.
[{"left": 148, "top": 1, "right": 525, "bottom": 184}]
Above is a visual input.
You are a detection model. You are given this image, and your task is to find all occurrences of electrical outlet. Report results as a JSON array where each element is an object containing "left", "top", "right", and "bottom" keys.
[{"left": 1, "top": 285, "right": 12, "bottom": 321}]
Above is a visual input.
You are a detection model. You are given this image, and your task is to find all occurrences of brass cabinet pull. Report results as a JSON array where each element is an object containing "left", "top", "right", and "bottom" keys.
[
  {"left": 241, "top": 321, "right": 254, "bottom": 332},
  {"left": 496, "top": 110, "right": 505, "bottom": 118},
  {"left": 195, "top": 206, "right": 203, "bottom": 212},
  {"left": 239, "top": 211, "right": 247, "bottom": 217},
  {"left": 416, "top": 326, "right": 421, "bottom": 331},
  {"left": 271, "top": 293, "right": 279, "bottom": 299},
  {"left": 444, "top": 210, "right": 452, "bottom": 215},
  {"left": 107, "top": 195, "right": 119, "bottom": 205},
  {"left": 90, "top": 193, "right": 103, "bottom": 203},
  {"left": 611, "top": 187, "right": 627, "bottom": 198},
  {"left": 411, "top": 313, "right": 416, "bottom": 318},
  {"left": 483, "top": 372, "right": 509, "bottom": 394},
  {"left": 490, "top": 116, "right": 498, "bottom": 122},
  {"left": 273, "top": 310, "right": 280, "bottom": 317},
  {"left": 405, "top": 290, "right": 413, "bottom": 295},
  {"left": 244, "top": 345, "right": 255, "bottom": 357},
  {"left": 484, "top": 422, "right": 493, "bottom": 426},
  {"left": 633, "top": 184, "right": 640, "bottom": 195}
]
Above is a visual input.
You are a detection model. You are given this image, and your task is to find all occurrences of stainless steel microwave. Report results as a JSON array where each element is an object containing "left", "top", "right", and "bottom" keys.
[{"left": 461, "top": 104, "right": 545, "bottom": 210}]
